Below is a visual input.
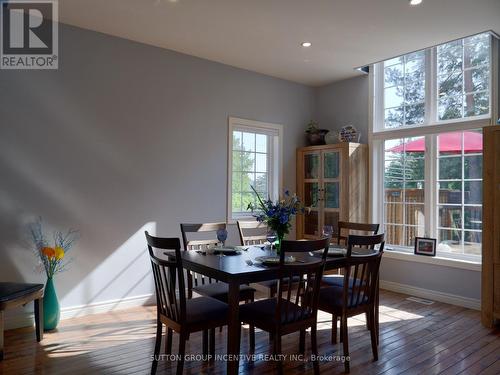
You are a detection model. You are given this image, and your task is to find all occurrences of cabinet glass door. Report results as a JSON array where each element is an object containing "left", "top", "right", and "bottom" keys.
[
  {"left": 304, "top": 153, "right": 320, "bottom": 179},
  {"left": 324, "top": 151, "right": 340, "bottom": 179},
  {"left": 304, "top": 210, "right": 319, "bottom": 237},
  {"left": 304, "top": 182, "right": 319, "bottom": 207},
  {"left": 324, "top": 182, "right": 340, "bottom": 208},
  {"left": 322, "top": 150, "right": 341, "bottom": 235},
  {"left": 303, "top": 182, "right": 319, "bottom": 237}
]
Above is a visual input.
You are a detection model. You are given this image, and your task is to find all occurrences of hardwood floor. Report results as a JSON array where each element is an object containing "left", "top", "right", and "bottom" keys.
[{"left": 1, "top": 290, "right": 499, "bottom": 374}]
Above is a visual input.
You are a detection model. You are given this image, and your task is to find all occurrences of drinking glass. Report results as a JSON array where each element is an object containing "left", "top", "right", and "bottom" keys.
[
  {"left": 266, "top": 230, "right": 277, "bottom": 249},
  {"left": 322, "top": 225, "right": 334, "bottom": 238},
  {"left": 216, "top": 228, "right": 228, "bottom": 247}
]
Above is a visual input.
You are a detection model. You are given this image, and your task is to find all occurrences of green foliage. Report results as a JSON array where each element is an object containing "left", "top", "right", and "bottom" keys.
[{"left": 232, "top": 132, "right": 267, "bottom": 212}]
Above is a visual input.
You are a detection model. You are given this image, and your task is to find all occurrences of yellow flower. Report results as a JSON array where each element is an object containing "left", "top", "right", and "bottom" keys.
[
  {"left": 54, "top": 246, "right": 65, "bottom": 260},
  {"left": 42, "top": 247, "right": 55, "bottom": 258}
]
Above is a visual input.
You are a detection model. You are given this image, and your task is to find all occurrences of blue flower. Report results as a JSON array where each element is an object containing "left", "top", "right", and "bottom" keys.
[
  {"left": 279, "top": 213, "right": 289, "bottom": 224},
  {"left": 284, "top": 189, "right": 290, "bottom": 196}
]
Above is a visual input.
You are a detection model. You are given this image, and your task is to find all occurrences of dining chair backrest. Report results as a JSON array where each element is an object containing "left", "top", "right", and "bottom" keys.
[
  {"left": 180, "top": 223, "right": 226, "bottom": 293},
  {"left": 342, "top": 234, "right": 385, "bottom": 311},
  {"left": 237, "top": 220, "right": 267, "bottom": 246},
  {"left": 145, "top": 231, "right": 186, "bottom": 324},
  {"left": 337, "top": 221, "right": 380, "bottom": 246},
  {"left": 180, "top": 222, "right": 226, "bottom": 250},
  {"left": 275, "top": 238, "right": 330, "bottom": 325}
]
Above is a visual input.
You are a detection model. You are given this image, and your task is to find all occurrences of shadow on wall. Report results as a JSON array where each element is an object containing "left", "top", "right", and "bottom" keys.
[
  {"left": 0, "top": 70, "right": 159, "bottom": 322},
  {"left": 60, "top": 222, "right": 157, "bottom": 318},
  {"left": 0, "top": 125, "right": 157, "bottom": 325}
]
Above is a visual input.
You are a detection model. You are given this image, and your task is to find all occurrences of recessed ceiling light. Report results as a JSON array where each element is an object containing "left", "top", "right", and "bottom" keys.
[
  {"left": 409, "top": 0, "right": 422, "bottom": 5},
  {"left": 301, "top": 42, "right": 312, "bottom": 47}
]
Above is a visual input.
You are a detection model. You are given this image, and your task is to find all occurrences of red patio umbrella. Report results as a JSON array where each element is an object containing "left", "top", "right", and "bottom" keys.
[{"left": 388, "top": 131, "right": 483, "bottom": 153}]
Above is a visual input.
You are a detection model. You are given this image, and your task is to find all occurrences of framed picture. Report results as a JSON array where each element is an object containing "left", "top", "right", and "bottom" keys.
[{"left": 414, "top": 237, "right": 436, "bottom": 256}]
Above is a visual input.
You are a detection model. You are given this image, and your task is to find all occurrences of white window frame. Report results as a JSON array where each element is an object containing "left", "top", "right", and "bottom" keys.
[
  {"left": 374, "top": 33, "right": 495, "bottom": 135},
  {"left": 227, "top": 117, "right": 283, "bottom": 223},
  {"left": 369, "top": 33, "right": 499, "bottom": 264}
]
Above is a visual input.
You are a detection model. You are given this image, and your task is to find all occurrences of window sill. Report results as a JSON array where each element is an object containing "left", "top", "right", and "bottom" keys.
[
  {"left": 227, "top": 215, "right": 255, "bottom": 224},
  {"left": 383, "top": 249, "right": 481, "bottom": 271}
]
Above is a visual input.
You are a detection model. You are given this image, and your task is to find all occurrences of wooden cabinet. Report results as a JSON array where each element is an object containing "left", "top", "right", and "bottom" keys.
[
  {"left": 296, "top": 143, "right": 368, "bottom": 239},
  {"left": 482, "top": 126, "right": 500, "bottom": 327}
]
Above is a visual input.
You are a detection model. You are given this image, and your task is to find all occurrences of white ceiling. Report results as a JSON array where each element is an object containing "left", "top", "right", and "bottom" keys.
[{"left": 59, "top": 0, "right": 500, "bottom": 86}]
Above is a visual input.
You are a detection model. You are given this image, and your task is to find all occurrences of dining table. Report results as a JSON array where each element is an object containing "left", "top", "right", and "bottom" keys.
[{"left": 176, "top": 244, "right": 377, "bottom": 375}]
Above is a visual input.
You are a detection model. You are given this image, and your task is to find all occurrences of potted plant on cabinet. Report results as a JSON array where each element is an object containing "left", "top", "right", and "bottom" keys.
[{"left": 305, "top": 121, "right": 329, "bottom": 146}]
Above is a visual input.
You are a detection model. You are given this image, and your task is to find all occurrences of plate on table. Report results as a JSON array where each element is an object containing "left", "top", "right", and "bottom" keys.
[
  {"left": 254, "top": 255, "right": 296, "bottom": 265},
  {"left": 211, "top": 246, "right": 241, "bottom": 255}
]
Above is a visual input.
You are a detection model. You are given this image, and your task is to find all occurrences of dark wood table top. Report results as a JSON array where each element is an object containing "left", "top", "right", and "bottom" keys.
[{"left": 175, "top": 245, "right": 352, "bottom": 284}]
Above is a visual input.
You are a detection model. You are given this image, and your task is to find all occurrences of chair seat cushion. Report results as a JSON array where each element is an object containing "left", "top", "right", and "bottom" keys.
[
  {"left": 0, "top": 282, "right": 44, "bottom": 303},
  {"left": 322, "top": 274, "right": 366, "bottom": 288},
  {"left": 318, "top": 286, "right": 369, "bottom": 310},
  {"left": 193, "top": 282, "right": 255, "bottom": 301},
  {"left": 240, "top": 298, "right": 312, "bottom": 325},
  {"left": 186, "top": 296, "right": 228, "bottom": 325}
]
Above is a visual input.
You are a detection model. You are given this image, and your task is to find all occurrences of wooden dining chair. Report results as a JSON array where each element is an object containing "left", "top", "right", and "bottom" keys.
[
  {"left": 237, "top": 220, "right": 300, "bottom": 301},
  {"left": 236, "top": 220, "right": 268, "bottom": 246},
  {"left": 323, "top": 221, "right": 380, "bottom": 287},
  {"left": 180, "top": 223, "right": 256, "bottom": 302},
  {"left": 145, "top": 232, "right": 229, "bottom": 375},
  {"left": 318, "top": 233, "right": 385, "bottom": 373},
  {"left": 239, "top": 238, "right": 330, "bottom": 375},
  {"left": 337, "top": 221, "right": 380, "bottom": 245}
]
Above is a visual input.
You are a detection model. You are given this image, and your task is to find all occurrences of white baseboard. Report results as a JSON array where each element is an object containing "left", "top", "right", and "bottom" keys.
[
  {"left": 60, "top": 293, "right": 155, "bottom": 319},
  {"left": 4, "top": 293, "right": 155, "bottom": 330},
  {"left": 380, "top": 280, "right": 480, "bottom": 310}
]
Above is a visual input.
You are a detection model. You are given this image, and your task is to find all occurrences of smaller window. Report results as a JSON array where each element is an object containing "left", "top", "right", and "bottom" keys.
[
  {"left": 228, "top": 118, "right": 282, "bottom": 221},
  {"left": 375, "top": 32, "right": 493, "bottom": 133},
  {"left": 383, "top": 50, "right": 426, "bottom": 128},
  {"left": 437, "top": 34, "right": 491, "bottom": 121}
]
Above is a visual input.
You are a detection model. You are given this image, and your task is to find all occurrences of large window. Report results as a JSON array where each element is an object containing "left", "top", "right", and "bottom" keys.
[
  {"left": 372, "top": 32, "right": 497, "bottom": 261},
  {"left": 437, "top": 130, "right": 483, "bottom": 256},
  {"left": 384, "top": 137, "right": 425, "bottom": 247},
  {"left": 227, "top": 117, "right": 282, "bottom": 221}
]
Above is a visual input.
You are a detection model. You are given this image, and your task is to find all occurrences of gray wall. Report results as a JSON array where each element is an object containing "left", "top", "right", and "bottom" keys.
[
  {"left": 380, "top": 259, "right": 480, "bottom": 302},
  {"left": 315, "top": 76, "right": 482, "bottom": 303},
  {"left": 315, "top": 75, "right": 369, "bottom": 143},
  {"left": 0, "top": 24, "right": 314, "bottom": 320}
]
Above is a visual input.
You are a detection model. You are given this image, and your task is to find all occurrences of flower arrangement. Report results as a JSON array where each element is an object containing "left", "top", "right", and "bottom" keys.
[
  {"left": 247, "top": 186, "right": 308, "bottom": 252},
  {"left": 29, "top": 218, "right": 78, "bottom": 279}
]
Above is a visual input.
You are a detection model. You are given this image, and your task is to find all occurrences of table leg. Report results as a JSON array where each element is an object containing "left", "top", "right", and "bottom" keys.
[
  {"left": 227, "top": 280, "right": 240, "bottom": 375},
  {"left": 34, "top": 297, "right": 43, "bottom": 341},
  {"left": 0, "top": 311, "right": 4, "bottom": 360},
  {"left": 375, "top": 278, "right": 380, "bottom": 345}
]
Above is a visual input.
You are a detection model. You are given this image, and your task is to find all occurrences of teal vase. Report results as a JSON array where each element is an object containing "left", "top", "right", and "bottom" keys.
[{"left": 43, "top": 277, "right": 60, "bottom": 331}]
